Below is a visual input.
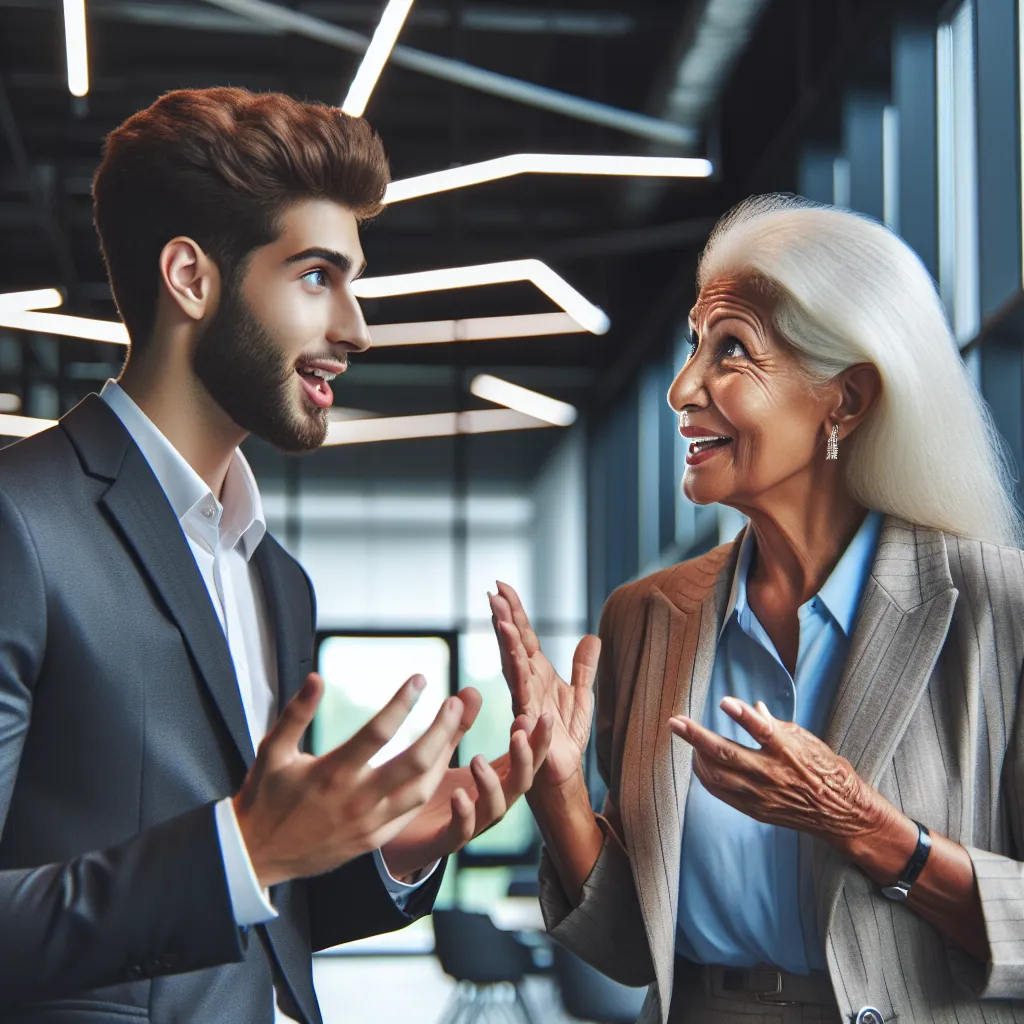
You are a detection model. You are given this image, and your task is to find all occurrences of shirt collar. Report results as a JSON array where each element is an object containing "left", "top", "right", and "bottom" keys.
[
  {"left": 99, "top": 380, "right": 266, "bottom": 559},
  {"left": 722, "top": 509, "right": 883, "bottom": 638}
]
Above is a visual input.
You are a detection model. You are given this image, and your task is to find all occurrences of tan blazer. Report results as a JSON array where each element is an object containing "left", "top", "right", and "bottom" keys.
[{"left": 539, "top": 517, "right": 1024, "bottom": 1023}]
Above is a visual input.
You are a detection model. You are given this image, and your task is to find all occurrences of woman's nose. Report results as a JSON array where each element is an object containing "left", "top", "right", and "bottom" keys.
[{"left": 667, "top": 359, "right": 702, "bottom": 412}]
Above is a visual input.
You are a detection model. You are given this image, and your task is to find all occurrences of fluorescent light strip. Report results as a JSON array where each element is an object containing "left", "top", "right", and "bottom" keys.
[
  {"left": 0, "top": 310, "right": 129, "bottom": 344},
  {"left": 385, "top": 153, "right": 714, "bottom": 203},
  {"left": 470, "top": 373, "right": 577, "bottom": 427},
  {"left": 354, "top": 259, "right": 610, "bottom": 335},
  {"left": 0, "top": 288, "right": 64, "bottom": 314},
  {"left": 369, "top": 312, "right": 584, "bottom": 347},
  {"left": 0, "top": 413, "right": 56, "bottom": 438},
  {"left": 324, "top": 408, "right": 549, "bottom": 445},
  {"left": 341, "top": 0, "right": 416, "bottom": 116},
  {"left": 63, "top": 0, "right": 90, "bottom": 97}
]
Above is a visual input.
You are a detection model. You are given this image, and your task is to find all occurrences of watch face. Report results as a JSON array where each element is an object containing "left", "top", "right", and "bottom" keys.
[{"left": 881, "top": 884, "right": 909, "bottom": 902}]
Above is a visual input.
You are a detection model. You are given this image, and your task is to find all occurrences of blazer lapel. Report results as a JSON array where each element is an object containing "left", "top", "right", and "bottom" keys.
[
  {"left": 61, "top": 396, "right": 255, "bottom": 771},
  {"left": 252, "top": 538, "right": 303, "bottom": 710},
  {"left": 620, "top": 553, "right": 734, "bottom": 1022},
  {"left": 814, "top": 517, "right": 957, "bottom": 938}
]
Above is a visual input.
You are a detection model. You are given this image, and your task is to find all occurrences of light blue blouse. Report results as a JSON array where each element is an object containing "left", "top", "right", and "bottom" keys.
[{"left": 675, "top": 511, "right": 884, "bottom": 973}]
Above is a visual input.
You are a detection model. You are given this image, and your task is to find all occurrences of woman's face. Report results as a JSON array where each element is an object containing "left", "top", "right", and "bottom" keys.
[{"left": 668, "top": 277, "right": 834, "bottom": 509}]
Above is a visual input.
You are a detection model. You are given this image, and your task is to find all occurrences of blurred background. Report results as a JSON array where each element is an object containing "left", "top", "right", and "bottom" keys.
[{"left": 0, "top": 0, "right": 1017, "bottom": 1020}]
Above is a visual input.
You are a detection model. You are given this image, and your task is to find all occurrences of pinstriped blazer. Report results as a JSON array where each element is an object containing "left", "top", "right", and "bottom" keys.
[{"left": 539, "top": 517, "right": 1024, "bottom": 1024}]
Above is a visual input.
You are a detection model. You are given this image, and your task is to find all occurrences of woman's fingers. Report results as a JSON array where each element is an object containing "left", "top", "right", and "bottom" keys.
[
  {"left": 720, "top": 696, "right": 775, "bottom": 746},
  {"left": 470, "top": 754, "right": 508, "bottom": 829},
  {"left": 668, "top": 715, "right": 757, "bottom": 772},
  {"left": 495, "top": 581, "right": 540, "bottom": 657}
]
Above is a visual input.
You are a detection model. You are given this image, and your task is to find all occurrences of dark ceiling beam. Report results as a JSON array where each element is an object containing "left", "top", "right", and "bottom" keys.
[{"left": 0, "top": 76, "right": 79, "bottom": 296}]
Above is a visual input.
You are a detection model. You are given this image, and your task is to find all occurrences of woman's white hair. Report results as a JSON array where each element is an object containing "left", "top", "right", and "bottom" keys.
[{"left": 698, "top": 194, "right": 1021, "bottom": 547}]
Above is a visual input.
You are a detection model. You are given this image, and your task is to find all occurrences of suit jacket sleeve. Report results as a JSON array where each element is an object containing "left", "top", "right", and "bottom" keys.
[
  {"left": 946, "top": 659, "right": 1024, "bottom": 998},
  {"left": 306, "top": 851, "right": 446, "bottom": 951},
  {"left": 0, "top": 486, "right": 245, "bottom": 1008},
  {"left": 537, "top": 587, "right": 655, "bottom": 988}
]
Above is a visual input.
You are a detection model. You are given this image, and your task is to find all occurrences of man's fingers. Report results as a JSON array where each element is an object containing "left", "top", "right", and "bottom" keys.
[
  {"left": 570, "top": 635, "right": 601, "bottom": 695},
  {"left": 449, "top": 788, "right": 476, "bottom": 848},
  {"left": 453, "top": 687, "right": 482, "bottom": 750},
  {"left": 261, "top": 672, "right": 324, "bottom": 762},
  {"left": 501, "top": 727, "right": 535, "bottom": 799},
  {"left": 370, "top": 695, "right": 466, "bottom": 795},
  {"left": 495, "top": 581, "right": 540, "bottom": 656},
  {"left": 329, "top": 674, "right": 427, "bottom": 769},
  {"left": 668, "top": 715, "right": 758, "bottom": 771},
  {"left": 499, "top": 621, "right": 532, "bottom": 709}
]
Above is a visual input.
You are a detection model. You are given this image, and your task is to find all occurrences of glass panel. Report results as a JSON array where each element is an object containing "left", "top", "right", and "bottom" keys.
[
  {"left": 458, "top": 630, "right": 538, "bottom": 856},
  {"left": 937, "top": 0, "right": 980, "bottom": 345},
  {"left": 313, "top": 634, "right": 451, "bottom": 768}
]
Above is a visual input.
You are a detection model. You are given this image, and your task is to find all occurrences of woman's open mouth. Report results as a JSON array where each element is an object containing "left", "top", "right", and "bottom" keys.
[{"left": 686, "top": 435, "right": 732, "bottom": 465}]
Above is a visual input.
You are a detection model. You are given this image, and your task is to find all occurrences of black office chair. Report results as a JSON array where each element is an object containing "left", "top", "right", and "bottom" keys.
[
  {"left": 553, "top": 942, "right": 647, "bottom": 1024},
  {"left": 433, "top": 908, "right": 540, "bottom": 1024}
]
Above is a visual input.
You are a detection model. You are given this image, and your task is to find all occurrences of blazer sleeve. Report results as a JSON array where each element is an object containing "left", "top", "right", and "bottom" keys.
[
  {"left": 0, "top": 486, "right": 245, "bottom": 1008},
  {"left": 306, "top": 852, "right": 446, "bottom": 951},
  {"left": 945, "top": 658, "right": 1024, "bottom": 998},
  {"left": 537, "top": 588, "right": 656, "bottom": 988}
]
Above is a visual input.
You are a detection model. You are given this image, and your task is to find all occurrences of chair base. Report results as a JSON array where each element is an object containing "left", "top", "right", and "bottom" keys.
[{"left": 437, "top": 980, "right": 540, "bottom": 1024}]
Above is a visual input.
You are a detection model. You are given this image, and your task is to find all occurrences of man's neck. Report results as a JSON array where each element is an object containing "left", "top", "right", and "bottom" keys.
[{"left": 117, "top": 362, "right": 246, "bottom": 500}]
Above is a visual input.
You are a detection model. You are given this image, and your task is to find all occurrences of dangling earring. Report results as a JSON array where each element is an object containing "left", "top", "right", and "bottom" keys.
[{"left": 826, "top": 423, "right": 839, "bottom": 461}]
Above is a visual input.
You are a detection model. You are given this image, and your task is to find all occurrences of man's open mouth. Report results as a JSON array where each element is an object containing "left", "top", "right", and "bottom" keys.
[{"left": 296, "top": 362, "right": 343, "bottom": 409}]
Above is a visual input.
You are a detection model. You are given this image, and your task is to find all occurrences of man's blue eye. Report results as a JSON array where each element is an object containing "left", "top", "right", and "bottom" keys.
[{"left": 303, "top": 269, "right": 327, "bottom": 288}]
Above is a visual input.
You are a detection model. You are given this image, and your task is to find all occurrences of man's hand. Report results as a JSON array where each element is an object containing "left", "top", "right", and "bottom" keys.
[
  {"left": 381, "top": 712, "right": 554, "bottom": 880},
  {"left": 489, "top": 581, "right": 599, "bottom": 788},
  {"left": 233, "top": 672, "right": 467, "bottom": 888}
]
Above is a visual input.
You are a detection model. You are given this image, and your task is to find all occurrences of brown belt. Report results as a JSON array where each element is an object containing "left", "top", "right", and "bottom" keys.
[{"left": 675, "top": 956, "right": 837, "bottom": 1006}]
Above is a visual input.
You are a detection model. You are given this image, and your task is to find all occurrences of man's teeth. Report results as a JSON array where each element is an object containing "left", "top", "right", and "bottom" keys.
[{"left": 302, "top": 367, "right": 337, "bottom": 381}]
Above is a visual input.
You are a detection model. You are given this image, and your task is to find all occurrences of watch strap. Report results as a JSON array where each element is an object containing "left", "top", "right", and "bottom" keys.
[{"left": 880, "top": 820, "right": 931, "bottom": 902}]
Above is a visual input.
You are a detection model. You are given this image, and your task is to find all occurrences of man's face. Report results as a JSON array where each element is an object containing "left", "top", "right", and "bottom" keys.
[{"left": 192, "top": 199, "right": 371, "bottom": 452}]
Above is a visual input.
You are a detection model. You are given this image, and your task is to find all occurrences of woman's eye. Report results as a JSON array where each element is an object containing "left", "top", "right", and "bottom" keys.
[
  {"left": 722, "top": 337, "right": 749, "bottom": 359},
  {"left": 684, "top": 336, "right": 698, "bottom": 360},
  {"left": 302, "top": 268, "right": 328, "bottom": 289}
]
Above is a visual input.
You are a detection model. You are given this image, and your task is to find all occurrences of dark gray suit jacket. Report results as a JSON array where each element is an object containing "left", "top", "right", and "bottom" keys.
[{"left": 0, "top": 395, "right": 443, "bottom": 1022}]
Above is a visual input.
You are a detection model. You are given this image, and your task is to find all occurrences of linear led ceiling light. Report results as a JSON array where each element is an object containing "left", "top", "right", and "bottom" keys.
[
  {"left": 63, "top": 0, "right": 90, "bottom": 97},
  {"left": 0, "top": 309, "right": 129, "bottom": 345},
  {"left": 324, "top": 408, "right": 549, "bottom": 446},
  {"left": 368, "top": 312, "right": 585, "bottom": 347},
  {"left": 341, "top": 0, "right": 416, "bottom": 116},
  {"left": 0, "top": 413, "right": 56, "bottom": 438},
  {"left": 470, "top": 374, "right": 577, "bottom": 427},
  {"left": 353, "top": 259, "right": 610, "bottom": 335},
  {"left": 385, "top": 153, "right": 714, "bottom": 204},
  {"left": 0, "top": 288, "right": 64, "bottom": 314}
]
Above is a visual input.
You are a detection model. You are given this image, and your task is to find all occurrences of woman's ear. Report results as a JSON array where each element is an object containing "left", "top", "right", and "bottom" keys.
[
  {"left": 157, "top": 236, "right": 220, "bottom": 323},
  {"left": 833, "top": 362, "right": 882, "bottom": 441}
]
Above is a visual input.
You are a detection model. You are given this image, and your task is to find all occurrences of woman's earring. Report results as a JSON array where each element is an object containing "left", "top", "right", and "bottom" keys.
[{"left": 826, "top": 423, "right": 840, "bottom": 461}]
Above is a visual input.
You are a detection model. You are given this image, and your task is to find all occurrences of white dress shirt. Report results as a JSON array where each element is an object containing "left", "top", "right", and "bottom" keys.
[{"left": 99, "top": 381, "right": 430, "bottom": 1023}]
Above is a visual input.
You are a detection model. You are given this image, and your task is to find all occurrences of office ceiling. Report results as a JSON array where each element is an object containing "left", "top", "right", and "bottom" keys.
[{"left": 0, "top": 0, "right": 930, "bottom": 482}]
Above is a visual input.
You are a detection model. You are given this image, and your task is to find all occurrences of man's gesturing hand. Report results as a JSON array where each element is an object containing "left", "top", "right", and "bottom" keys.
[{"left": 233, "top": 672, "right": 466, "bottom": 888}]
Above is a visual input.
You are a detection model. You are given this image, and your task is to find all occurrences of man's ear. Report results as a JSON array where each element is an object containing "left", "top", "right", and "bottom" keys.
[
  {"left": 832, "top": 362, "right": 883, "bottom": 441},
  {"left": 157, "top": 237, "right": 220, "bottom": 323}
]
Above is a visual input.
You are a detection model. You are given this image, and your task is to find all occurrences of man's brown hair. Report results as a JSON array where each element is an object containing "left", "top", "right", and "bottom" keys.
[{"left": 93, "top": 87, "right": 390, "bottom": 349}]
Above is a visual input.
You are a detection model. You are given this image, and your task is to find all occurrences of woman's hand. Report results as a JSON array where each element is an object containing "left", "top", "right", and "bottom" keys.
[
  {"left": 669, "top": 697, "right": 904, "bottom": 845},
  {"left": 489, "top": 581, "right": 600, "bottom": 789}
]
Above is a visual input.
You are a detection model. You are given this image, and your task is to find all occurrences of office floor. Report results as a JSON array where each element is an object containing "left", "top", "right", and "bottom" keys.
[{"left": 313, "top": 955, "right": 576, "bottom": 1023}]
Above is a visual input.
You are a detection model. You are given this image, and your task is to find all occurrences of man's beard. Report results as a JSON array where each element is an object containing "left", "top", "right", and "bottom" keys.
[{"left": 192, "top": 284, "right": 329, "bottom": 453}]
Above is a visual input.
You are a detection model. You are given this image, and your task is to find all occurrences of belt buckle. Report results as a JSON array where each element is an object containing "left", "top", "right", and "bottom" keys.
[{"left": 749, "top": 970, "right": 796, "bottom": 1006}]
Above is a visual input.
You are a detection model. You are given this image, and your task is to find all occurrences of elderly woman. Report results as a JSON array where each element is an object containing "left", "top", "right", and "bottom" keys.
[{"left": 490, "top": 196, "right": 1024, "bottom": 1024}]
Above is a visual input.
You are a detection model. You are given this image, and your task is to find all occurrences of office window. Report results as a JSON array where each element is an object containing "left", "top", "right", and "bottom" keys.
[
  {"left": 937, "top": 0, "right": 980, "bottom": 344},
  {"left": 883, "top": 104, "right": 901, "bottom": 232}
]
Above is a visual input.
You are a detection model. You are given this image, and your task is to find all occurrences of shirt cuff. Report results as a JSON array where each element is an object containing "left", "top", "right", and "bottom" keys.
[
  {"left": 214, "top": 797, "right": 279, "bottom": 927},
  {"left": 373, "top": 848, "right": 440, "bottom": 911}
]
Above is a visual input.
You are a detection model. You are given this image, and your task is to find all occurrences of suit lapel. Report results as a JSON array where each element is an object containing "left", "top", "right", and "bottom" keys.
[
  {"left": 61, "top": 395, "right": 255, "bottom": 771},
  {"left": 620, "top": 554, "right": 734, "bottom": 1023},
  {"left": 252, "top": 538, "right": 303, "bottom": 710},
  {"left": 814, "top": 517, "right": 957, "bottom": 938}
]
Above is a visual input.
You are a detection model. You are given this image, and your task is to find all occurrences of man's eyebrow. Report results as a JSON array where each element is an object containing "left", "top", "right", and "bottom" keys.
[{"left": 284, "top": 247, "right": 367, "bottom": 278}]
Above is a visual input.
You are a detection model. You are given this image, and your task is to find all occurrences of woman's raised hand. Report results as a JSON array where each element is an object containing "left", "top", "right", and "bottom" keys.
[{"left": 489, "top": 581, "right": 600, "bottom": 788}]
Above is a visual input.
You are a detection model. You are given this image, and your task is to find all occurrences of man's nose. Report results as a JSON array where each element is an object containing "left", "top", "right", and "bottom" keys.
[{"left": 332, "top": 292, "right": 371, "bottom": 353}]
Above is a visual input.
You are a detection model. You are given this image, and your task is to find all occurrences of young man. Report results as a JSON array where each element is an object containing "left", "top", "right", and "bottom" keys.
[{"left": 0, "top": 88, "right": 552, "bottom": 1023}]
